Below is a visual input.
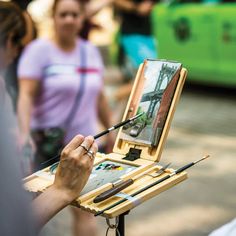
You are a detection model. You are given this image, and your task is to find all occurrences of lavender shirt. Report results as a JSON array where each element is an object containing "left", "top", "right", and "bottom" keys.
[{"left": 18, "top": 38, "right": 104, "bottom": 144}]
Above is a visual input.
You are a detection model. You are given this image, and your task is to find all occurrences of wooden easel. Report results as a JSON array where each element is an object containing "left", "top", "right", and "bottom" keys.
[{"left": 24, "top": 60, "right": 188, "bottom": 235}]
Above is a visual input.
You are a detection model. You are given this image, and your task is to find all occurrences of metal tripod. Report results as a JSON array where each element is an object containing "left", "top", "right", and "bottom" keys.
[{"left": 116, "top": 211, "right": 129, "bottom": 236}]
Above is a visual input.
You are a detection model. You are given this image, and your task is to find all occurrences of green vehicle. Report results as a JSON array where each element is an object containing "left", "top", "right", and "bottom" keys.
[{"left": 151, "top": 0, "right": 236, "bottom": 87}]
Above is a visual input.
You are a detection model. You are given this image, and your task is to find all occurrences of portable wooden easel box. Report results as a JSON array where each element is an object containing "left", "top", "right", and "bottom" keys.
[{"left": 24, "top": 59, "right": 188, "bottom": 219}]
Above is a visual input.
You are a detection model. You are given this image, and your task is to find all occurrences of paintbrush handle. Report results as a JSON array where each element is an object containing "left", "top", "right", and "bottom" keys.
[
  {"left": 175, "top": 162, "right": 194, "bottom": 174},
  {"left": 94, "top": 130, "right": 109, "bottom": 139},
  {"left": 175, "top": 155, "right": 210, "bottom": 174},
  {"left": 93, "top": 179, "right": 134, "bottom": 203},
  {"left": 94, "top": 119, "right": 130, "bottom": 139},
  {"left": 40, "top": 154, "right": 60, "bottom": 167}
]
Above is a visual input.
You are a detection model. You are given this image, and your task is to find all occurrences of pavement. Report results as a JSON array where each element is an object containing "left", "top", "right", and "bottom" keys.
[{"left": 40, "top": 67, "right": 236, "bottom": 236}]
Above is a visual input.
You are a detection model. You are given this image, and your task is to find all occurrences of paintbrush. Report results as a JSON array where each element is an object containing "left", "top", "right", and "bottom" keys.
[
  {"left": 40, "top": 112, "right": 144, "bottom": 166},
  {"left": 94, "top": 155, "right": 210, "bottom": 216}
]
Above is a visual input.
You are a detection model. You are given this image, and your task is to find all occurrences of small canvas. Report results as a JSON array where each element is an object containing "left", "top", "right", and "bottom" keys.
[{"left": 120, "top": 59, "right": 182, "bottom": 147}]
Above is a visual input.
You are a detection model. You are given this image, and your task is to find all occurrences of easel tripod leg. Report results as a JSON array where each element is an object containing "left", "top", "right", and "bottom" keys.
[{"left": 117, "top": 211, "right": 130, "bottom": 236}]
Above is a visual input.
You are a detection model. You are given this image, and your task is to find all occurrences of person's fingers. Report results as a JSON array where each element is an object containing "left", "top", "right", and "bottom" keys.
[
  {"left": 84, "top": 141, "right": 98, "bottom": 161},
  {"left": 60, "top": 136, "right": 96, "bottom": 173},
  {"left": 61, "top": 135, "right": 84, "bottom": 158},
  {"left": 54, "top": 136, "right": 98, "bottom": 201},
  {"left": 75, "top": 135, "right": 95, "bottom": 156}
]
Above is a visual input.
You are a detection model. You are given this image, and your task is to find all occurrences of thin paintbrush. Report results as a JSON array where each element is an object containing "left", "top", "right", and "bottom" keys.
[
  {"left": 94, "top": 112, "right": 144, "bottom": 139},
  {"left": 94, "top": 155, "right": 210, "bottom": 216},
  {"left": 40, "top": 112, "right": 144, "bottom": 166}
]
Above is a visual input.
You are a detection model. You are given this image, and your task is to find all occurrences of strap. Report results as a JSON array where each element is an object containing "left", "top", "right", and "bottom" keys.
[
  {"left": 115, "top": 192, "right": 142, "bottom": 207},
  {"left": 64, "top": 40, "right": 86, "bottom": 127}
]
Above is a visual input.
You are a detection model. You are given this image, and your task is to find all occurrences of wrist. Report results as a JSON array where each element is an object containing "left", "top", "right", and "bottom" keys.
[
  {"left": 121, "top": 1, "right": 137, "bottom": 12},
  {"left": 49, "top": 184, "right": 74, "bottom": 206},
  {"left": 21, "top": 132, "right": 31, "bottom": 143}
]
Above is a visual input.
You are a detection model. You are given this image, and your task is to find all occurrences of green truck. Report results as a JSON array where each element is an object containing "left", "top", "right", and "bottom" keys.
[{"left": 151, "top": 0, "right": 236, "bottom": 87}]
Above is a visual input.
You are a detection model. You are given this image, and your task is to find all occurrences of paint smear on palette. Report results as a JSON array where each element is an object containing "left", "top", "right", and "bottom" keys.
[
  {"left": 95, "top": 163, "right": 124, "bottom": 171},
  {"left": 80, "top": 160, "right": 137, "bottom": 195}
]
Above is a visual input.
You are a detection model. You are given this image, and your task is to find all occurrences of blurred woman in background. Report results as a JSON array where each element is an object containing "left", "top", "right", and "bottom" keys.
[{"left": 17, "top": 0, "right": 112, "bottom": 235}]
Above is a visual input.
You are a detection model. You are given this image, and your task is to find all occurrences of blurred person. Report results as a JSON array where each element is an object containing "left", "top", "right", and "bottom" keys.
[
  {"left": 113, "top": 0, "right": 159, "bottom": 101},
  {"left": 0, "top": 1, "right": 97, "bottom": 235},
  {"left": 17, "top": 0, "right": 113, "bottom": 235},
  {"left": 209, "top": 218, "right": 236, "bottom": 236},
  {"left": 4, "top": 0, "right": 37, "bottom": 176},
  {"left": 4, "top": 0, "right": 37, "bottom": 111},
  {"left": 208, "top": 218, "right": 236, "bottom": 236},
  {"left": 79, "top": 0, "right": 114, "bottom": 40}
]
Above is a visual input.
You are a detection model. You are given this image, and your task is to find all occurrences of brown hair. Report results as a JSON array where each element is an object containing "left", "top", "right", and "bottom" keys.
[
  {"left": 0, "top": 2, "right": 26, "bottom": 47},
  {"left": 52, "top": 0, "right": 85, "bottom": 16}
]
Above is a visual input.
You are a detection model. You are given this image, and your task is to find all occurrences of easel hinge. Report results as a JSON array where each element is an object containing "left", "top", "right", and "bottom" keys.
[{"left": 123, "top": 148, "right": 142, "bottom": 161}]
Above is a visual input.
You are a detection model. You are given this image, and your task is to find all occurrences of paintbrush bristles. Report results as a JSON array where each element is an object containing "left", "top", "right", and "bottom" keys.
[
  {"left": 203, "top": 154, "right": 210, "bottom": 160},
  {"left": 194, "top": 155, "right": 210, "bottom": 164}
]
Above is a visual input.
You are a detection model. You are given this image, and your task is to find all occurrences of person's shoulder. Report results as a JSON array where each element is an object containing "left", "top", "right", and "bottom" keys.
[
  {"left": 24, "top": 37, "right": 52, "bottom": 52},
  {"left": 19, "top": 38, "right": 52, "bottom": 70}
]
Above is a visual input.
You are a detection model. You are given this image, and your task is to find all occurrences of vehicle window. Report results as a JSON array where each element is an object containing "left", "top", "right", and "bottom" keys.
[
  {"left": 221, "top": 0, "right": 236, "bottom": 3},
  {"left": 176, "top": 0, "right": 202, "bottom": 3},
  {"left": 203, "top": 0, "right": 220, "bottom": 3}
]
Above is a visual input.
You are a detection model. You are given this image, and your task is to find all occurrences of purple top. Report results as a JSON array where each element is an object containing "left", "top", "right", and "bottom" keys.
[{"left": 18, "top": 38, "right": 104, "bottom": 144}]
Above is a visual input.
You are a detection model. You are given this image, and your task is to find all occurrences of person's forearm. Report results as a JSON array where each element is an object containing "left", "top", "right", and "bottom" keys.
[
  {"left": 86, "top": 0, "right": 114, "bottom": 18},
  {"left": 98, "top": 92, "right": 111, "bottom": 129},
  {"left": 17, "top": 93, "right": 33, "bottom": 139},
  {"left": 98, "top": 92, "right": 115, "bottom": 152},
  {"left": 114, "top": 0, "right": 137, "bottom": 13},
  {"left": 32, "top": 185, "right": 73, "bottom": 231}
]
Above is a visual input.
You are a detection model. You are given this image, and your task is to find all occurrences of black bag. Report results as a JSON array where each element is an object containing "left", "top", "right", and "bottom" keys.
[{"left": 31, "top": 127, "right": 65, "bottom": 169}]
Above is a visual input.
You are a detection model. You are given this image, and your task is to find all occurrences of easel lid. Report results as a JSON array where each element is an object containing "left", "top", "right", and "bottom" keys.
[{"left": 113, "top": 59, "right": 187, "bottom": 162}]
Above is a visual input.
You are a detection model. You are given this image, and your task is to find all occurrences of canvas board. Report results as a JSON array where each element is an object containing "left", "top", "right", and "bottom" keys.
[{"left": 120, "top": 59, "right": 182, "bottom": 147}]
